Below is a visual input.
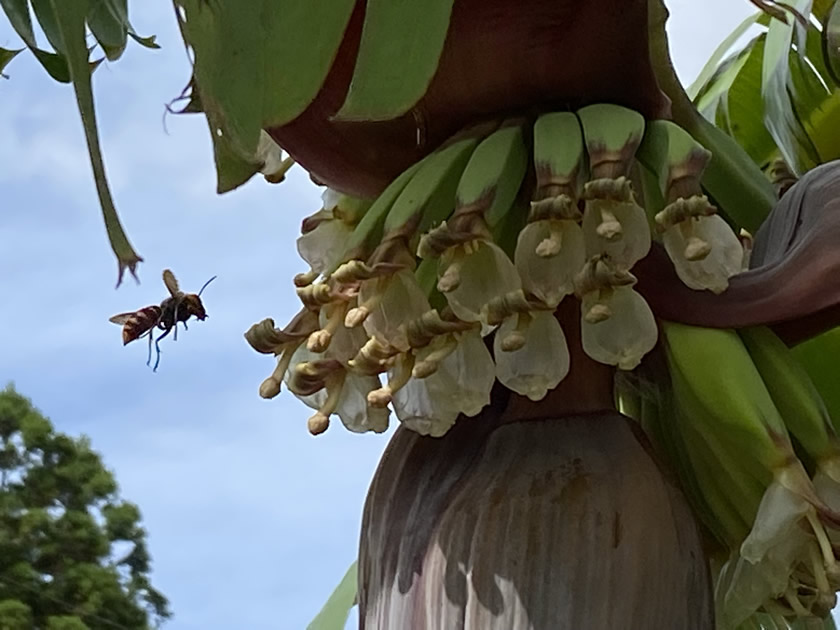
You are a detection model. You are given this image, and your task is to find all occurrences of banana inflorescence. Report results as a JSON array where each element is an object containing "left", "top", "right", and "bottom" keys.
[
  {"left": 246, "top": 103, "right": 751, "bottom": 437},
  {"left": 247, "top": 102, "right": 840, "bottom": 625}
]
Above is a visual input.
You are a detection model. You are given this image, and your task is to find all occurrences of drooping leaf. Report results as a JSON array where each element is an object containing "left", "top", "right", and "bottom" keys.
[
  {"left": 694, "top": 42, "right": 753, "bottom": 120},
  {"left": 335, "top": 0, "right": 455, "bottom": 121},
  {"left": 762, "top": 0, "right": 821, "bottom": 173},
  {"left": 812, "top": 0, "right": 837, "bottom": 21},
  {"left": 306, "top": 561, "right": 358, "bottom": 630},
  {"left": 719, "top": 35, "right": 779, "bottom": 166},
  {"left": 86, "top": 0, "right": 129, "bottom": 60},
  {"left": 789, "top": 26, "right": 832, "bottom": 122},
  {"left": 0, "top": 46, "right": 23, "bottom": 77},
  {"left": 687, "top": 11, "right": 763, "bottom": 100},
  {"left": 693, "top": 4, "right": 840, "bottom": 172},
  {"left": 177, "top": 2, "right": 262, "bottom": 159},
  {"left": 28, "top": 48, "right": 70, "bottom": 82},
  {"left": 49, "top": 0, "right": 142, "bottom": 285},
  {"left": 30, "top": 0, "right": 64, "bottom": 54},
  {"left": 1, "top": 0, "right": 36, "bottom": 47},
  {"left": 127, "top": 31, "right": 158, "bottom": 49},
  {"left": 823, "top": 0, "right": 840, "bottom": 85},
  {"left": 0, "top": 0, "right": 70, "bottom": 81}
]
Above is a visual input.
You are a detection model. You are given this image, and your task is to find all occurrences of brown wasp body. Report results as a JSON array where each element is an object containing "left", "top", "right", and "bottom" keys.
[{"left": 109, "top": 269, "right": 216, "bottom": 371}]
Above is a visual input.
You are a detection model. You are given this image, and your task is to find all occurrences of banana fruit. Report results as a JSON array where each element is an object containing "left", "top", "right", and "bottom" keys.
[
  {"left": 576, "top": 103, "right": 651, "bottom": 269},
  {"left": 793, "top": 328, "right": 840, "bottom": 437},
  {"left": 577, "top": 103, "right": 646, "bottom": 180},
  {"left": 456, "top": 122, "right": 528, "bottom": 229},
  {"left": 662, "top": 321, "right": 793, "bottom": 472},
  {"left": 637, "top": 119, "right": 743, "bottom": 294},
  {"left": 740, "top": 326, "right": 840, "bottom": 464}
]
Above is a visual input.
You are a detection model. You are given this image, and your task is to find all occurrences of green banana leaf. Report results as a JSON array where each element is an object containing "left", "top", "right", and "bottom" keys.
[
  {"left": 687, "top": 11, "right": 762, "bottom": 100},
  {"left": 825, "top": 0, "right": 840, "bottom": 80},
  {"left": 0, "top": 46, "right": 22, "bottom": 76},
  {"left": 691, "top": 1, "right": 840, "bottom": 173},
  {"left": 0, "top": 0, "right": 157, "bottom": 284},
  {"left": 307, "top": 561, "right": 358, "bottom": 630}
]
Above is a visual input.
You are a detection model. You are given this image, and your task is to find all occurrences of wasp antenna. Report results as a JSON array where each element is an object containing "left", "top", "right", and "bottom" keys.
[{"left": 198, "top": 275, "right": 217, "bottom": 296}]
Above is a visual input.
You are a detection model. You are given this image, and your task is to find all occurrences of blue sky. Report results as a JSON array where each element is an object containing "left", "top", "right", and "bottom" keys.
[{"left": 0, "top": 2, "right": 777, "bottom": 629}]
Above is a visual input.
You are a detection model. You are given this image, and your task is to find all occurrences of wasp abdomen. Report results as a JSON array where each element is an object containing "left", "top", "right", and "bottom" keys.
[{"left": 122, "top": 306, "right": 162, "bottom": 345}]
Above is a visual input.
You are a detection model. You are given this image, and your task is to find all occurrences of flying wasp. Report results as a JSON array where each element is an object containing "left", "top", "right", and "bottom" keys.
[{"left": 109, "top": 269, "right": 217, "bottom": 371}]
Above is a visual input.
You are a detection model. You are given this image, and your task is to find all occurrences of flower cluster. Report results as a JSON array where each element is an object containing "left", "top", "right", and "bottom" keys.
[{"left": 246, "top": 108, "right": 749, "bottom": 438}]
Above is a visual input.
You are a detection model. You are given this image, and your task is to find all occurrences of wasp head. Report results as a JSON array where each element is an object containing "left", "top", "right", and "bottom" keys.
[{"left": 182, "top": 294, "right": 208, "bottom": 320}]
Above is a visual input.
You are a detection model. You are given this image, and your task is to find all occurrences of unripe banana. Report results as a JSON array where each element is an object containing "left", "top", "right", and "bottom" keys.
[
  {"left": 661, "top": 321, "right": 793, "bottom": 472},
  {"left": 668, "top": 364, "right": 768, "bottom": 546},
  {"left": 637, "top": 118, "right": 712, "bottom": 203},
  {"left": 576, "top": 103, "right": 646, "bottom": 180},
  {"left": 332, "top": 193, "right": 374, "bottom": 226},
  {"left": 793, "top": 328, "right": 840, "bottom": 437},
  {"left": 574, "top": 104, "right": 651, "bottom": 269},
  {"left": 453, "top": 122, "right": 528, "bottom": 228},
  {"left": 740, "top": 326, "right": 840, "bottom": 463},
  {"left": 384, "top": 136, "right": 479, "bottom": 236},
  {"left": 640, "top": 386, "right": 750, "bottom": 548},
  {"left": 532, "top": 111, "right": 585, "bottom": 206},
  {"left": 637, "top": 119, "right": 742, "bottom": 294},
  {"left": 330, "top": 159, "right": 423, "bottom": 275}
]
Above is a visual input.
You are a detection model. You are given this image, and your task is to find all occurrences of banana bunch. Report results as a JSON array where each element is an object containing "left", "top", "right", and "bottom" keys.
[
  {"left": 245, "top": 103, "right": 754, "bottom": 438},
  {"left": 246, "top": 91, "right": 840, "bottom": 630},
  {"left": 631, "top": 321, "right": 840, "bottom": 628}
]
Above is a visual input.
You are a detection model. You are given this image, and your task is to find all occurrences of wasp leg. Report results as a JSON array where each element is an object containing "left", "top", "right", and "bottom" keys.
[
  {"left": 146, "top": 330, "right": 154, "bottom": 367},
  {"left": 152, "top": 327, "right": 173, "bottom": 372}
]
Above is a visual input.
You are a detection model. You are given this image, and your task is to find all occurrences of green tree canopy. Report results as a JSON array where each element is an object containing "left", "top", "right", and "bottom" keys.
[{"left": 0, "top": 385, "right": 170, "bottom": 630}]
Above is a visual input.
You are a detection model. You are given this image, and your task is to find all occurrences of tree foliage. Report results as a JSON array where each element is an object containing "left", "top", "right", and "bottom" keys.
[{"left": 0, "top": 385, "right": 170, "bottom": 630}]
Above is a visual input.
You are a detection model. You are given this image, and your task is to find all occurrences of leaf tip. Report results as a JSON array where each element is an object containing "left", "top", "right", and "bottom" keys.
[{"left": 116, "top": 255, "right": 143, "bottom": 289}]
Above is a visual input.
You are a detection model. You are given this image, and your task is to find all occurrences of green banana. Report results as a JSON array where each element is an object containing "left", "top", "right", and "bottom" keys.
[
  {"left": 740, "top": 326, "right": 840, "bottom": 464},
  {"left": 453, "top": 122, "right": 528, "bottom": 228},
  {"left": 574, "top": 104, "right": 651, "bottom": 267},
  {"left": 328, "top": 159, "right": 424, "bottom": 275},
  {"left": 637, "top": 119, "right": 712, "bottom": 203},
  {"left": 333, "top": 194, "right": 374, "bottom": 227},
  {"left": 657, "top": 319, "right": 840, "bottom": 625},
  {"left": 636, "top": 118, "right": 746, "bottom": 294},
  {"left": 576, "top": 103, "right": 646, "bottom": 180},
  {"left": 793, "top": 328, "right": 840, "bottom": 437},
  {"left": 532, "top": 111, "right": 585, "bottom": 204},
  {"left": 668, "top": 360, "right": 769, "bottom": 542},
  {"left": 640, "top": 386, "right": 748, "bottom": 548},
  {"left": 384, "top": 136, "right": 479, "bottom": 235},
  {"left": 661, "top": 321, "right": 794, "bottom": 472}
]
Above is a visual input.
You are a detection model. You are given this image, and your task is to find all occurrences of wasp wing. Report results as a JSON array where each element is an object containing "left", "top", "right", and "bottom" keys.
[
  {"left": 163, "top": 269, "right": 181, "bottom": 297},
  {"left": 109, "top": 312, "right": 137, "bottom": 325}
]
